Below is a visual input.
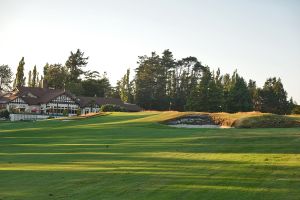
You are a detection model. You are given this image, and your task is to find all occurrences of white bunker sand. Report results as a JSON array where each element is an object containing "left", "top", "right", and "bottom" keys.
[
  {"left": 168, "top": 124, "right": 231, "bottom": 129},
  {"left": 166, "top": 114, "right": 232, "bottom": 129}
]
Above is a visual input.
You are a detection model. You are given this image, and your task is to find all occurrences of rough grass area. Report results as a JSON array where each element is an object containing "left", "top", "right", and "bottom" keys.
[
  {"left": 234, "top": 114, "right": 300, "bottom": 128},
  {"left": 210, "top": 112, "right": 264, "bottom": 127},
  {"left": 0, "top": 112, "right": 300, "bottom": 200},
  {"left": 210, "top": 112, "right": 300, "bottom": 128}
]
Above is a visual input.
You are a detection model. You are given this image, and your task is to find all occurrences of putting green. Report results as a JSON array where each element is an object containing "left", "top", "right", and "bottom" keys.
[{"left": 0, "top": 112, "right": 299, "bottom": 200}]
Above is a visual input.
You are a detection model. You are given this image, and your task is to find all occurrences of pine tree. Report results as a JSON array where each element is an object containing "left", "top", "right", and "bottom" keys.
[
  {"left": 222, "top": 73, "right": 231, "bottom": 112},
  {"left": 185, "top": 66, "right": 211, "bottom": 111},
  {"left": 207, "top": 69, "right": 223, "bottom": 112},
  {"left": 135, "top": 53, "right": 159, "bottom": 110},
  {"left": 259, "top": 78, "right": 289, "bottom": 114},
  {"left": 248, "top": 79, "right": 259, "bottom": 110},
  {"left": 227, "top": 72, "right": 252, "bottom": 113},
  {"left": 155, "top": 49, "right": 175, "bottom": 110},
  {"left": 65, "top": 49, "right": 88, "bottom": 82}
]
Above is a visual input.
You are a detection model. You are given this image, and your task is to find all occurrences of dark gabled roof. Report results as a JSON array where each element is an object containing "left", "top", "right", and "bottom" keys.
[
  {"left": 78, "top": 96, "right": 142, "bottom": 112},
  {"left": 16, "top": 86, "right": 52, "bottom": 98},
  {"left": 2, "top": 87, "right": 142, "bottom": 111},
  {"left": 38, "top": 90, "right": 75, "bottom": 104},
  {"left": 78, "top": 96, "right": 124, "bottom": 107},
  {"left": 13, "top": 87, "right": 76, "bottom": 105},
  {"left": 0, "top": 92, "right": 18, "bottom": 104}
]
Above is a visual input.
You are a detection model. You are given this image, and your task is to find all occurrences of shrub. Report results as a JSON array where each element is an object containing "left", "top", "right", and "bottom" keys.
[
  {"left": 63, "top": 109, "right": 68, "bottom": 116},
  {"left": 76, "top": 109, "right": 81, "bottom": 116},
  {"left": 0, "top": 109, "right": 10, "bottom": 119},
  {"left": 100, "top": 104, "right": 127, "bottom": 112}
]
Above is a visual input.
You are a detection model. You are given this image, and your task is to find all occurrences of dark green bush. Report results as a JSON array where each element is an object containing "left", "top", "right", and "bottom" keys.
[
  {"left": 100, "top": 104, "right": 127, "bottom": 112},
  {"left": 0, "top": 109, "right": 10, "bottom": 119},
  {"left": 63, "top": 109, "right": 68, "bottom": 116}
]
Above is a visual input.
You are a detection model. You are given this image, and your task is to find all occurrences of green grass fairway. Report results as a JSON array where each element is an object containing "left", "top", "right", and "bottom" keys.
[{"left": 0, "top": 112, "right": 300, "bottom": 200}]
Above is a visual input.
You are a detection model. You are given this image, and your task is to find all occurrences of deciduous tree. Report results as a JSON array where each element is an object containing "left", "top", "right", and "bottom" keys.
[{"left": 0, "top": 65, "right": 13, "bottom": 91}]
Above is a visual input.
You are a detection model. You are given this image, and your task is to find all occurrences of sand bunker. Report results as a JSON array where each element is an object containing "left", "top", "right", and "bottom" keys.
[
  {"left": 166, "top": 114, "right": 231, "bottom": 128},
  {"left": 168, "top": 124, "right": 231, "bottom": 129}
]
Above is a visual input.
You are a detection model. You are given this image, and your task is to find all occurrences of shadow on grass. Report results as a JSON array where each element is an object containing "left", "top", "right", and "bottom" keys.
[
  {"left": 1, "top": 155, "right": 299, "bottom": 200},
  {"left": 0, "top": 113, "right": 300, "bottom": 199}
]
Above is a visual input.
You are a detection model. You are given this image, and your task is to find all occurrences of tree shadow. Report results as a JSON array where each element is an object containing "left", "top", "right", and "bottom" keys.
[{"left": 0, "top": 114, "right": 300, "bottom": 199}]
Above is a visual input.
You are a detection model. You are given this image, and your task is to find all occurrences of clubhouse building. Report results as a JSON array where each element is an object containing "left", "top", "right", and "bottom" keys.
[{"left": 0, "top": 86, "right": 141, "bottom": 116}]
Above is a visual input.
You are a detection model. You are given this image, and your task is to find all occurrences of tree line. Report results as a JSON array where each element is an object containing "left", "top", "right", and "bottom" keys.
[
  {"left": 0, "top": 49, "right": 298, "bottom": 114},
  {"left": 116, "top": 50, "right": 297, "bottom": 114},
  {"left": 1, "top": 49, "right": 111, "bottom": 98}
]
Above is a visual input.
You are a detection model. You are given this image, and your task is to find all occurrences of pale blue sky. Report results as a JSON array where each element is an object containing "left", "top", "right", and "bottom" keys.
[{"left": 0, "top": 0, "right": 299, "bottom": 102}]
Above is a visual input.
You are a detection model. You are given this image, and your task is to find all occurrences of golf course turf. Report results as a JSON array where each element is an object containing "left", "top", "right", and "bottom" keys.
[{"left": 0, "top": 112, "right": 299, "bottom": 200}]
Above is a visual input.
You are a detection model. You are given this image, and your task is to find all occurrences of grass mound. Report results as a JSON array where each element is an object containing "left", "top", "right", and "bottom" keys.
[
  {"left": 207, "top": 112, "right": 300, "bottom": 128},
  {"left": 233, "top": 114, "right": 300, "bottom": 128},
  {"left": 210, "top": 112, "right": 263, "bottom": 127}
]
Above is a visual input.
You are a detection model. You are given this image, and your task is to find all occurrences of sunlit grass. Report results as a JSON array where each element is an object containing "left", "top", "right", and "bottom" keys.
[{"left": 0, "top": 112, "right": 299, "bottom": 200}]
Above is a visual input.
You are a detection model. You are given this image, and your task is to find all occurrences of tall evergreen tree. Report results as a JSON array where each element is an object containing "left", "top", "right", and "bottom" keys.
[
  {"left": 152, "top": 49, "right": 175, "bottom": 110},
  {"left": 208, "top": 69, "right": 223, "bottom": 112},
  {"left": 227, "top": 72, "right": 252, "bottom": 113},
  {"left": 258, "top": 77, "right": 289, "bottom": 114},
  {"left": 32, "top": 65, "right": 37, "bottom": 87},
  {"left": 248, "top": 79, "right": 259, "bottom": 110},
  {"left": 185, "top": 66, "right": 211, "bottom": 111},
  {"left": 119, "top": 69, "right": 133, "bottom": 103},
  {"left": 174, "top": 57, "right": 202, "bottom": 111},
  {"left": 135, "top": 52, "right": 159, "bottom": 110},
  {"left": 15, "top": 57, "right": 26, "bottom": 87},
  {"left": 162, "top": 50, "right": 176, "bottom": 110},
  {"left": 222, "top": 73, "right": 231, "bottom": 112}
]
